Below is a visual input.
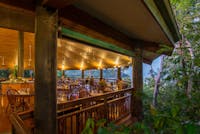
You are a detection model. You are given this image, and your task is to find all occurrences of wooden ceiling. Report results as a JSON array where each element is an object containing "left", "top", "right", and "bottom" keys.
[
  {"left": 0, "top": 0, "right": 180, "bottom": 64},
  {"left": 0, "top": 27, "right": 131, "bottom": 70}
]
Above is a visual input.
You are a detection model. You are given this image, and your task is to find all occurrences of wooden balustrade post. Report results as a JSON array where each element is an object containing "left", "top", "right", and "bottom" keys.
[
  {"left": 11, "top": 125, "right": 16, "bottom": 134},
  {"left": 131, "top": 48, "right": 143, "bottom": 121},
  {"left": 104, "top": 95, "right": 109, "bottom": 120},
  {"left": 18, "top": 31, "right": 24, "bottom": 77},
  {"left": 34, "top": 5, "right": 58, "bottom": 134}
]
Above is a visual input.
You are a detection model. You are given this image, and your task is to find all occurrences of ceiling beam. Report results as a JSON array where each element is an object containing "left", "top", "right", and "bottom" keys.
[
  {"left": 61, "top": 27, "right": 135, "bottom": 57},
  {"left": 0, "top": 0, "right": 79, "bottom": 9},
  {"left": 0, "top": 0, "right": 35, "bottom": 11},
  {"left": 0, "top": 5, "right": 34, "bottom": 32},
  {"left": 45, "top": 0, "right": 79, "bottom": 8}
]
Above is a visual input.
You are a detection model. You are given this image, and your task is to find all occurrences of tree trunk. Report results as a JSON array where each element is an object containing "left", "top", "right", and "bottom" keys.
[
  {"left": 176, "top": 37, "right": 195, "bottom": 97},
  {"left": 185, "top": 40, "right": 194, "bottom": 97},
  {"left": 152, "top": 55, "right": 165, "bottom": 107}
]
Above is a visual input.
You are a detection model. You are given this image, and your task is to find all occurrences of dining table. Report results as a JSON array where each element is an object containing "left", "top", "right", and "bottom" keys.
[{"left": 15, "top": 92, "right": 35, "bottom": 111}]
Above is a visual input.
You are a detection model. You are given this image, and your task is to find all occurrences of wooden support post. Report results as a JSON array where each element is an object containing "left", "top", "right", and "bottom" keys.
[
  {"left": 100, "top": 69, "right": 103, "bottom": 79},
  {"left": 131, "top": 49, "right": 143, "bottom": 121},
  {"left": 62, "top": 70, "right": 65, "bottom": 76},
  {"left": 117, "top": 67, "right": 121, "bottom": 80},
  {"left": 81, "top": 70, "right": 84, "bottom": 79},
  {"left": 34, "top": 5, "right": 58, "bottom": 134},
  {"left": 18, "top": 31, "right": 24, "bottom": 77}
]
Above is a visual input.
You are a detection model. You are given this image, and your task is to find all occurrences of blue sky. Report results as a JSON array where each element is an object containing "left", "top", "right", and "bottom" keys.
[
  {"left": 143, "top": 56, "right": 161, "bottom": 79},
  {"left": 123, "top": 56, "right": 161, "bottom": 81}
]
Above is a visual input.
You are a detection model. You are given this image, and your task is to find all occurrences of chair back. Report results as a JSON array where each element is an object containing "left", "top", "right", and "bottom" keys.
[{"left": 7, "top": 88, "right": 20, "bottom": 105}]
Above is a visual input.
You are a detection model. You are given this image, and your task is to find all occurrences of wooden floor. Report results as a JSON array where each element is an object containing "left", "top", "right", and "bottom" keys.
[{"left": 0, "top": 95, "right": 11, "bottom": 134}]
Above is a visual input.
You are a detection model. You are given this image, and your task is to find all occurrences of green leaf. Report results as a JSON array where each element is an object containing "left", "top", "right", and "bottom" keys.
[
  {"left": 96, "top": 119, "right": 107, "bottom": 127},
  {"left": 171, "top": 106, "right": 180, "bottom": 117},
  {"left": 176, "top": 126, "right": 183, "bottom": 134},
  {"left": 97, "top": 127, "right": 109, "bottom": 134},
  {"left": 185, "top": 124, "right": 198, "bottom": 134}
]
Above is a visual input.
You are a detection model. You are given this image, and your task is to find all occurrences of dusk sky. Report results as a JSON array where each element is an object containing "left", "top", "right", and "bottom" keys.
[{"left": 143, "top": 56, "right": 161, "bottom": 79}]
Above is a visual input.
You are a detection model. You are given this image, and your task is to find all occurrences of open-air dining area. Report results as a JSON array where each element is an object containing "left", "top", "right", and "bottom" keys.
[
  {"left": 0, "top": 0, "right": 180, "bottom": 134},
  {"left": 0, "top": 27, "right": 135, "bottom": 134}
]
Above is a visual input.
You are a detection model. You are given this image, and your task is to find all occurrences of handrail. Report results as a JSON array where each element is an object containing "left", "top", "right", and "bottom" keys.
[
  {"left": 9, "top": 110, "right": 34, "bottom": 134},
  {"left": 57, "top": 94, "right": 131, "bottom": 119},
  {"left": 57, "top": 88, "right": 133, "bottom": 109},
  {"left": 9, "top": 113, "right": 31, "bottom": 134}
]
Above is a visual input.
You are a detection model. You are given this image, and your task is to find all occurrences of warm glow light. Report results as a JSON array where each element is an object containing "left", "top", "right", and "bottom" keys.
[
  {"left": 98, "top": 60, "right": 102, "bottom": 69},
  {"left": 86, "top": 48, "right": 92, "bottom": 53},
  {"left": 61, "top": 57, "right": 66, "bottom": 70},
  {"left": 115, "top": 57, "right": 119, "bottom": 65},
  {"left": 68, "top": 46, "right": 73, "bottom": 51},
  {"left": 15, "top": 53, "right": 18, "bottom": 66},
  {"left": 67, "top": 40, "right": 75, "bottom": 45},
  {"left": 57, "top": 39, "right": 62, "bottom": 47},
  {"left": 1, "top": 96, "right": 4, "bottom": 107},
  {"left": 62, "top": 64, "right": 65, "bottom": 70},
  {"left": 83, "top": 53, "right": 88, "bottom": 59},
  {"left": 0, "top": 56, "right": 5, "bottom": 66},
  {"left": 80, "top": 60, "right": 84, "bottom": 70}
]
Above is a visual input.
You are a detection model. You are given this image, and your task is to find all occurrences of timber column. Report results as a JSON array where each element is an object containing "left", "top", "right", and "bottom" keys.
[
  {"left": 81, "top": 70, "right": 84, "bottom": 79},
  {"left": 132, "top": 48, "right": 143, "bottom": 121},
  {"left": 117, "top": 67, "right": 121, "bottom": 80},
  {"left": 18, "top": 31, "right": 24, "bottom": 77},
  {"left": 35, "top": 5, "right": 58, "bottom": 134},
  {"left": 100, "top": 69, "right": 103, "bottom": 79}
]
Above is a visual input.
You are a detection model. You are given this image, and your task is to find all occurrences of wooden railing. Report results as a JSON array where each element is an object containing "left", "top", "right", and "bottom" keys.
[
  {"left": 10, "top": 88, "right": 134, "bottom": 134},
  {"left": 57, "top": 88, "right": 133, "bottom": 134},
  {"left": 9, "top": 110, "right": 34, "bottom": 134}
]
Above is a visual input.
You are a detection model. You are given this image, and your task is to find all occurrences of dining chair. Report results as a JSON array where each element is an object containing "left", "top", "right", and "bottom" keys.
[{"left": 6, "top": 88, "right": 20, "bottom": 112}]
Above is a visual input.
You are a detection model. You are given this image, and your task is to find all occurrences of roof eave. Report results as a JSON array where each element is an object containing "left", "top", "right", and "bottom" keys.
[{"left": 143, "top": 0, "right": 181, "bottom": 47}]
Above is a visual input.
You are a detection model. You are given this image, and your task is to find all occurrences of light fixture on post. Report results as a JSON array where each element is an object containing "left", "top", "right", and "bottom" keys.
[
  {"left": 28, "top": 44, "right": 32, "bottom": 67},
  {"left": 98, "top": 60, "right": 102, "bottom": 69},
  {"left": 61, "top": 57, "right": 65, "bottom": 70},
  {"left": 0, "top": 56, "right": 5, "bottom": 66},
  {"left": 114, "top": 57, "right": 119, "bottom": 68},
  {"left": 80, "top": 60, "right": 84, "bottom": 70}
]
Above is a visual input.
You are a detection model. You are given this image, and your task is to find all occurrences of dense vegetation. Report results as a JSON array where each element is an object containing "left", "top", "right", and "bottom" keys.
[
  {"left": 82, "top": 0, "right": 200, "bottom": 133},
  {"left": 139, "top": 0, "right": 200, "bottom": 133}
]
